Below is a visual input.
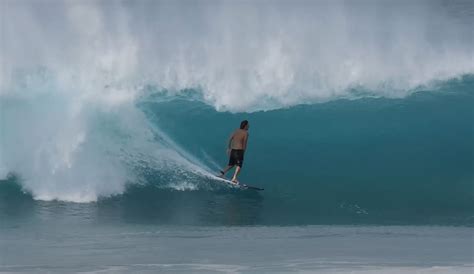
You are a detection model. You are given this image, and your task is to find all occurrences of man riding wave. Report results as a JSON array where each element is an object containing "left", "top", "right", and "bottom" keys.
[{"left": 218, "top": 120, "right": 250, "bottom": 184}]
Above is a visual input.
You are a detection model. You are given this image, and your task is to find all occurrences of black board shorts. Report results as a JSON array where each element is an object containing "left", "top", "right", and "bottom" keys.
[{"left": 228, "top": 149, "right": 245, "bottom": 167}]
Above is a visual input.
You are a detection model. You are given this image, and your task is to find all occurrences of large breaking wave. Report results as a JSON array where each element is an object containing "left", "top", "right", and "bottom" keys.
[{"left": 0, "top": 0, "right": 473, "bottom": 218}]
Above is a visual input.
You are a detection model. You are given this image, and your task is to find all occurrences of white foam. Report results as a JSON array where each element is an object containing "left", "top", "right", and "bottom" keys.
[
  {"left": 1, "top": 1, "right": 473, "bottom": 111},
  {"left": 1, "top": 1, "right": 473, "bottom": 201}
]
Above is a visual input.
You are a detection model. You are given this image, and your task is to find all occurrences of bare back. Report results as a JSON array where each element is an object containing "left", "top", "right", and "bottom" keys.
[{"left": 230, "top": 129, "right": 248, "bottom": 150}]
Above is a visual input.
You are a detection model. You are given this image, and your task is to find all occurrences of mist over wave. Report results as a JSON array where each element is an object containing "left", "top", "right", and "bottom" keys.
[
  {"left": 2, "top": 0, "right": 473, "bottom": 110},
  {"left": 1, "top": 0, "right": 473, "bottom": 204}
]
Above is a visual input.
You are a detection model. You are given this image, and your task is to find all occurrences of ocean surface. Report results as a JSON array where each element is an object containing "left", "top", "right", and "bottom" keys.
[{"left": 1, "top": 0, "right": 473, "bottom": 272}]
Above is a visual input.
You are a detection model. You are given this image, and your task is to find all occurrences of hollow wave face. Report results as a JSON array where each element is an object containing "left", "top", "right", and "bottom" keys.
[
  {"left": 0, "top": 0, "right": 473, "bottom": 203},
  {"left": 0, "top": 82, "right": 215, "bottom": 202}
]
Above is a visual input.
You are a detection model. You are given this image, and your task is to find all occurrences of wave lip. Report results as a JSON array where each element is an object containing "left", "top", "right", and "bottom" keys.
[{"left": 2, "top": 1, "right": 474, "bottom": 112}]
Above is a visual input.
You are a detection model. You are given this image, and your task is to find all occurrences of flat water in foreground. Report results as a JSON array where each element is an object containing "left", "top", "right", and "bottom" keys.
[{"left": 1, "top": 222, "right": 472, "bottom": 273}]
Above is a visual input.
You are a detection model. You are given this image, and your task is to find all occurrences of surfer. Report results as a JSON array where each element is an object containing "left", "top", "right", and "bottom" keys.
[{"left": 218, "top": 120, "right": 249, "bottom": 184}]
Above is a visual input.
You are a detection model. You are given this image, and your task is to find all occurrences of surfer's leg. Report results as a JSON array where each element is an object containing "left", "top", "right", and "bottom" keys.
[
  {"left": 231, "top": 151, "right": 244, "bottom": 183},
  {"left": 219, "top": 165, "right": 233, "bottom": 177},
  {"left": 221, "top": 150, "right": 238, "bottom": 177},
  {"left": 231, "top": 166, "right": 241, "bottom": 183}
]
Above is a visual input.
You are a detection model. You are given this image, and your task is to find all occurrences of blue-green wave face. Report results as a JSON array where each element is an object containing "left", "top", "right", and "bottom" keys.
[
  {"left": 131, "top": 77, "right": 473, "bottom": 226},
  {"left": 2, "top": 77, "right": 473, "bottom": 226},
  {"left": 0, "top": 1, "right": 473, "bottom": 226}
]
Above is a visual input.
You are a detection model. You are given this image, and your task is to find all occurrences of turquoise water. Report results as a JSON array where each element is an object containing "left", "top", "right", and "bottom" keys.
[
  {"left": 2, "top": 76, "right": 473, "bottom": 227},
  {"left": 136, "top": 76, "right": 474, "bottom": 226},
  {"left": 2, "top": 77, "right": 472, "bottom": 272},
  {"left": 1, "top": 0, "right": 474, "bottom": 272}
]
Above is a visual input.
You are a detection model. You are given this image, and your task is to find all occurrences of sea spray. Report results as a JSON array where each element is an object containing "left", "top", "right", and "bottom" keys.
[{"left": 1, "top": 0, "right": 473, "bottom": 203}]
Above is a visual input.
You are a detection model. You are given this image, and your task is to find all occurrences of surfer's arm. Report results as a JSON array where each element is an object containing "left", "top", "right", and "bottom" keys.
[
  {"left": 243, "top": 133, "right": 248, "bottom": 150},
  {"left": 227, "top": 131, "right": 235, "bottom": 152}
]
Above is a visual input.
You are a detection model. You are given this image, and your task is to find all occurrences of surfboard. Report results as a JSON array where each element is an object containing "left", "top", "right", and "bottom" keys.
[{"left": 216, "top": 177, "right": 264, "bottom": 191}]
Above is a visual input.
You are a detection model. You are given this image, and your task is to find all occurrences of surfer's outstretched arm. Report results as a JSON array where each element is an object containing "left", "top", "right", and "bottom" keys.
[{"left": 227, "top": 131, "right": 235, "bottom": 155}]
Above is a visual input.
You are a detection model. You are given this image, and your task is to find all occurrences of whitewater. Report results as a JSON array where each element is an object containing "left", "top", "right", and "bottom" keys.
[
  {"left": 1, "top": 0, "right": 473, "bottom": 204},
  {"left": 1, "top": 0, "right": 473, "bottom": 272}
]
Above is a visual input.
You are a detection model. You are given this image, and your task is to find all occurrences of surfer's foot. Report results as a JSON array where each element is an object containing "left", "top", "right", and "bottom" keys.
[
  {"left": 217, "top": 170, "right": 225, "bottom": 178},
  {"left": 231, "top": 178, "right": 239, "bottom": 185}
]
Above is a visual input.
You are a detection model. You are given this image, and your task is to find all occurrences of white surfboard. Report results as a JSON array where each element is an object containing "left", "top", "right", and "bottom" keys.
[{"left": 215, "top": 176, "right": 264, "bottom": 191}]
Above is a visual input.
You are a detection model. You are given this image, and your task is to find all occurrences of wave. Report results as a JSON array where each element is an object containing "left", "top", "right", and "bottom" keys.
[
  {"left": 2, "top": 0, "right": 474, "bottom": 111},
  {"left": 0, "top": 1, "right": 473, "bottom": 225},
  {"left": 1, "top": 75, "right": 473, "bottom": 225}
]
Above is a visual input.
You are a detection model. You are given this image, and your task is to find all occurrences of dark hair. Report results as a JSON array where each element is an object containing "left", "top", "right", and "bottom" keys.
[{"left": 240, "top": 120, "right": 249, "bottom": 129}]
